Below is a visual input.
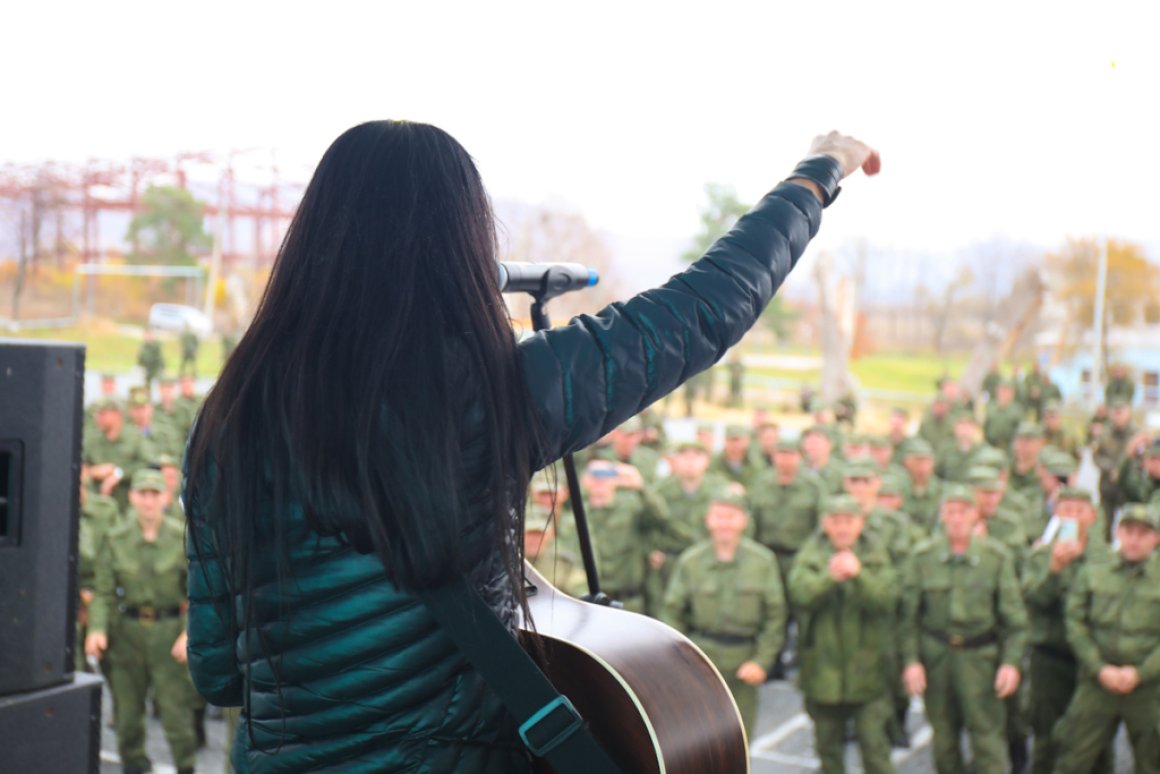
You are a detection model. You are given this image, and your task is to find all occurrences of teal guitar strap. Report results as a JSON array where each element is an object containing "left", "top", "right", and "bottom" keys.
[{"left": 419, "top": 574, "right": 623, "bottom": 773}]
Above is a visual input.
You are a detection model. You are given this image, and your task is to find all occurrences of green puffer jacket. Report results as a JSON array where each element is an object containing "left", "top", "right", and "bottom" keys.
[{"left": 185, "top": 170, "right": 833, "bottom": 773}]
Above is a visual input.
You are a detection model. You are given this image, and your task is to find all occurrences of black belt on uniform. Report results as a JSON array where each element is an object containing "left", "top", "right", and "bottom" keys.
[
  {"left": 923, "top": 629, "right": 998, "bottom": 650},
  {"left": 1033, "top": 644, "right": 1076, "bottom": 664},
  {"left": 692, "top": 630, "right": 755, "bottom": 646},
  {"left": 120, "top": 605, "right": 182, "bottom": 623}
]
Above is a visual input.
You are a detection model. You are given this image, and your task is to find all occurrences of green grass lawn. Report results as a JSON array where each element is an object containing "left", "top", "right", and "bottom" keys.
[
  {"left": 6, "top": 324, "right": 227, "bottom": 378},
  {"left": 745, "top": 351, "right": 970, "bottom": 396},
  {"left": 7, "top": 321, "right": 966, "bottom": 399}
]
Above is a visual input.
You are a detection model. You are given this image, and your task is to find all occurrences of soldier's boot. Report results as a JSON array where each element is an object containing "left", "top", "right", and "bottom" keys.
[
  {"left": 122, "top": 759, "right": 152, "bottom": 774},
  {"left": 177, "top": 769, "right": 194, "bottom": 774},
  {"left": 1008, "top": 737, "right": 1029, "bottom": 774},
  {"left": 194, "top": 707, "right": 207, "bottom": 748}
]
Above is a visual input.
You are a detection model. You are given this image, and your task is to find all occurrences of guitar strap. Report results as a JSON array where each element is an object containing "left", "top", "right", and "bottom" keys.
[{"left": 420, "top": 573, "right": 623, "bottom": 774}]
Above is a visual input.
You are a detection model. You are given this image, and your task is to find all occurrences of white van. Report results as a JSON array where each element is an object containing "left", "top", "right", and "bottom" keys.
[{"left": 148, "top": 304, "right": 213, "bottom": 337}]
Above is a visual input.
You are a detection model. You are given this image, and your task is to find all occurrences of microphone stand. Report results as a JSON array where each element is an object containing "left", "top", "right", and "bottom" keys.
[{"left": 525, "top": 278, "right": 618, "bottom": 608}]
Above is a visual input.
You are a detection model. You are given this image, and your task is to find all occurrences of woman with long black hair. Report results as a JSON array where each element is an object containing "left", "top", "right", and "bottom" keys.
[{"left": 184, "top": 121, "right": 878, "bottom": 772}]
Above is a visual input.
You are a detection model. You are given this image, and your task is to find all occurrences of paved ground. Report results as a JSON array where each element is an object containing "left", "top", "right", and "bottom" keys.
[{"left": 96, "top": 677, "right": 1134, "bottom": 773}]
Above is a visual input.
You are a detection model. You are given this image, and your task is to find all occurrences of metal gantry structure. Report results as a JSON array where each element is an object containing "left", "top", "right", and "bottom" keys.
[{"left": 0, "top": 150, "right": 304, "bottom": 268}]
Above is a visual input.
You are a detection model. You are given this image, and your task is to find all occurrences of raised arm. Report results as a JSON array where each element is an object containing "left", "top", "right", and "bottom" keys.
[{"left": 521, "top": 135, "right": 878, "bottom": 464}]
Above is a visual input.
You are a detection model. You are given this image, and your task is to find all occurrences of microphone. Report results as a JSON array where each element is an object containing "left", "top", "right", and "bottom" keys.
[{"left": 498, "top": 262, "right": 599, "bottom": 299}]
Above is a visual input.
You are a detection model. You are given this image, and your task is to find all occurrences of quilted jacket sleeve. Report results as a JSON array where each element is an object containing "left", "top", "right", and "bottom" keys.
[{"left": 520, "top": 175, "right": 827, "bottom": 465}]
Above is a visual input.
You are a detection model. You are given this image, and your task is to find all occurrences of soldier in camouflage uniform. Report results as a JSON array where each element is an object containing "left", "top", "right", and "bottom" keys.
[
  {"left": 1104, "top": 362, "right": 1135, "bottom": 406},
  {"left": 1054, "top": 503, "right": 1160, "bottom": 774},
  {"left": 136, "top": 329, "right": 166, "bottom": 392},
  {"left": 918, "top": 394, "right": 954, "bottom": 453},
  {"left": 179, "top": 326, "right": 199, "bottom": 377},
  {"left": 788, "top": 494, "right": 898, "bottom": 774},
  {"left": 711, "top": 424, "right": 763, "bottom": 488},
  {"left": 648, "top": 441, "right": 725, "bottom": 615},
  {"left": 594, "top": 416, "right": 662, "bottom": 484},
  {"left": 749, "top": 438, "right": 823, "bottom": 677},
  {"left": 966, "top": 466, "right": 1030, "bottom": 771},
  {"left": 661, "top": 486, "right": 786, "bottom": 738},
  {"left": 85, "top": 469, "right": 196, "bottom": 774},
  {"left": 1008, "top": 422, "right": 1046, "bottom": 517},
  {"left": 524, "top": 503, "right": 587, "bottom": 597},
  {"left": 175, "top": 373, "right": 203, "bottom": 432},
  {"left": 901, "top": 438, "right": 944, "bottom": 533},
  {"left": 900, "top": 485, "right": 1027, "bottom": 774},
  {"left": 84, "top": 398, "right": 157, "bottom": 510},
  {"left": 936, "top": 411, "right": 988, "bottom": 483},
  {"left": 983, "top": 380, "right": 1023, "bottom": 452},
  {"left": 1093, "top": 400, "right": 1137, "bottom": 530},
  {"left": 127, "top": 387, "right": 183, "bottom": 460},
  {"left": 981, "top": 365, "right": 1002, "bottom": 402},
  {"left": 749, "top": 421, "right": 781, "bottom": 470},
  {"left": 887, "top": 407, "right": 911, "bottom": 465},
  {"left": 581, "top": 460, "right": 685, "bottom": 614},
  {"left": 1117, "top": 435, "right": 1160, "bottom": 505},
  {"left": 842, "top": 458, "right": 915, "bottom": 745},
  {"left": 76, "top": 469, "right": 121, "bottom": 673},
  {"left": 803, "top": 424, "right": 845, "bottom": 495},
  {"left": 1041, "top": 401, "right": 1079, "bottom": 459},
  {"left": 153, "top": 376, "right": 190, "bottom": 444},
  {"left": 1021, "top": 486, "right": 1111, "bottom": 774}
]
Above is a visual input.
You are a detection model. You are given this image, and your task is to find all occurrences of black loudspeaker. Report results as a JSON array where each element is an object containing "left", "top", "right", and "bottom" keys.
[
  {"left": 0, "top": 339, "right": 85, "bottom": 696},
  {"left": 0, "top": 673, "right": 102, "bottom": 774},
  {"left": 0, "top": 672, "right": 103, "bottom": 774}
]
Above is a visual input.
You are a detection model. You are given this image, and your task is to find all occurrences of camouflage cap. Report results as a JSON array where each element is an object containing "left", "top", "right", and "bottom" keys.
[
  {"left": 951, "top": 410, "right": 979, "bottom": 425},
  {"left": 902, "top": 438, "right": 935, "bottom": 458},
  {"left": 99, "top": 372, "right": 117, "bottom": 381},
  {"left": 844, "top": 433, "right": 871, "bottom": 447},
  {"left": 130, "top": 468, "right": 166, "bottom": 492},
  {"left": 1108, "top": 397, "right": 1131, "bottom": 409},
  {"left": 996, "top": 378, "right": 1016, "bottom": 390},
  {"left": 1118, "top": 503, "right": 1160, "bottom": 531},
  {"left": 878, "top": 472, "right": 907, "bottom": 497},
  {"left": 821, "top": 494, "right": 863, "bottom": 517},
  {"left": 524, "top": 503, "right": 555, "bottom": 533},
  {"left": 775, "top": 438, "right": 802, "bottom": 453},
  {"left": 1043, "top": 400, "right": 1063, "bottom": 415},
  {"left": 724, "top": 424, "right": 750, "bottom": 439},
  {"left": 672, "top": 439, "right": 709, "bottom": 455},
  {"left": 710, "top": 483, "right": 749, "bottom": 512},
  {"left": 530, "top": 470, "right": 559, "bottom": 493},
  {"left": 695, "top": 422, "right": 716, "bottom": 436},
  {"left": 92, "top": 397, "right": 122, "bottom": 413},
  {"left": 973, "top": 446, "right": 1009, "bottom": 470},
  {"left": 617, "top": 416, "right": 643, "bottom": 433},
  {"left": 966, "top": 466, "right": 1003, "bottom": 489},
  {"left": 1056, "top": 486, "right": 1093, "bottom": 505},
  {"left": 127, "top": 389, "right": 150, "bottom": 407},
  {"left": 158, "top": 375, "right": 176, "bottom": 386},
  {"left": 842, "top": 458, "right": 880, "bottom": 479},
  {"left": 1015, "top": 421, "right": 1044, "bottom": 439},
  {"left": 941, "top": 484, "right": 975, "bottom": 506},
  {"left": 867, "top": 434, "right": 892, "bottom": 448},
  {"left": 156, "top": 453, "right": 179, "bottom": 468},
  {"left": 1041, "top": 451, "right": 1078, "bottom": 477}
]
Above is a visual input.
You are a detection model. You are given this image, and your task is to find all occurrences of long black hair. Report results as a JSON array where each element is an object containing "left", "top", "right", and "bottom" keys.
[{"left": 185, "top": 120, "right": 538, "bottom": 641}]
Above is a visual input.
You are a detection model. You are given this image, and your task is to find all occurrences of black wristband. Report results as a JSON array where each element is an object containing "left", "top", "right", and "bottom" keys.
[{"left": 788, "top": 155, "right": 844, "bottom": 208}]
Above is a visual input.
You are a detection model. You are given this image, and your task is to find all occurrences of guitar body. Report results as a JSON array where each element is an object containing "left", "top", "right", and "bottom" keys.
[{"left": 519, "top": 563, "right": 750, "bottom": 773}]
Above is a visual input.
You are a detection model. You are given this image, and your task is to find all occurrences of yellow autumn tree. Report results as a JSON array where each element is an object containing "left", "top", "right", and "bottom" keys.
[{"left": 1045, "top": 237, "right": 1160, "bottom": 367}]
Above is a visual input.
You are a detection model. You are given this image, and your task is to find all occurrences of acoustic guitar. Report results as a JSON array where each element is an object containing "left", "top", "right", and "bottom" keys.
[{"left": 519, "top": 562, "right": 750, "bottom": 773}]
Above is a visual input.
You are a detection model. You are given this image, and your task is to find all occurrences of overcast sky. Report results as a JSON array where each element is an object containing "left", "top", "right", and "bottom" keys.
[{"left": 4, "top": 1, "right": 1158, "bottom": 280}]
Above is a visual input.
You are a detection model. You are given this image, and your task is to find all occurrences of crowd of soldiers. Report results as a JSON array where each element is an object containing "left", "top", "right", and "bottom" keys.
[
  {"left": 77, "top": 370, "right": 206, "bottom": 774},
  {"left": 526, "top": 362, "right": 1160, "bottom": 774},
  {"left": 73, "top": 352, "right": 1160, "bottom": 774}
]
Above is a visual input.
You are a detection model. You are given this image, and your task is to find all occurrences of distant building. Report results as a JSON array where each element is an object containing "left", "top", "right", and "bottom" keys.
[{"left": 1037, "top": 326, "right": 1160, "bottom": 408}]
